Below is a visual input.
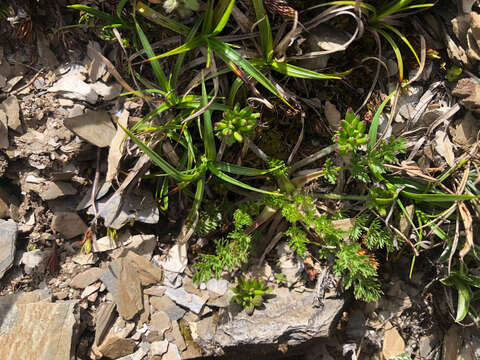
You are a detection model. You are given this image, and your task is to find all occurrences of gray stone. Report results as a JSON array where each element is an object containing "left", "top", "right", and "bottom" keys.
[
  {"left": 35, "top": 181, "right": 77, "bottom": 201},
  {"left": 163, "top": 343, "right": 181, "bottom": 360},
  {"left": 76, "top": 181, "right": 111, "bottom": 210},
  {"left": 70, "top": 267, "right": 105, "bottom": 289},
  {"left": 94, "top": 302, "right": 116, "bottom": 346},
  {"left": 206, "top": 278, "right": 228, "bottom": 296},
  {"left": 48, "top": 72, "right": 98, "bottom": 104},
  {"left": 0, "top": 110, "right": 8, "bottom": 149},
  {"left": 0, "top": 219, "right": 17, "bottom": 279},
  {"left": 194, "top": 287, "right": 344, "bottom": 355},
  {"left": 150, "top": 310, "right": 171, "bottom": 336},
  {"left": 162, "top": 286, "right": 207, "bottom": 314},
  {"left": 64, "top": 110, "right": 116, "bottom": 148},
  {"left": 123, "top": 234, "right": 157, "bottom": 259},
  {"left": 81, "top": 282, "right": 100, "bottom": 299},
  {"left": 151, "top": 340, "right": 169, "bottom": 356},
  {"left": 1, "top": 96, "right": 22, "bottom": 133},
  {"left": 171, "top": 320, "right": 186, "bottom": 351},
  {"left": 149, "top": 295, "right": 186, "bottom": 321},
  {"left": 19, "top": 249, "right": 45, "bottom": 274},
  {"left": 160, "top": 244, "right": 187, "bottom": 273},
  {"left": 419, "top": 334, "right": 440, "bottom": 358},
  {"left": 100, "top": 257, "right": 143, "bottom": 321},
  {"left": 88, "top": 190, "right": 159, "bottom": 229},
  {"left": 0, "top": 294, "right": 77, "bottom": 360},
  {"left": 51, "top": 212, "right": 87, "bottom": 239}
]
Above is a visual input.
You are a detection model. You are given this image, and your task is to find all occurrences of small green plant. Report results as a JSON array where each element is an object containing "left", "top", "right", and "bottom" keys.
[
  {"left": 334, "top": 109, "right": 369, "bottom": 154},
  {"left": 214, "top": 104, "right": 259, "bottom": 146},
  {"left": 274, "top": 272, "right": 287, "bottom": 286},
  {"left": 230, "top": 276, "right": 272, "bottom": 315},
  {"left": 446, "top": 65, "right": 463, "bottom": 82}
]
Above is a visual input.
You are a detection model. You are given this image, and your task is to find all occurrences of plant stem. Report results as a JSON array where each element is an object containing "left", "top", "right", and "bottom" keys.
[{"left": 289, "top": 144, "right": 338, "bottom": 173}]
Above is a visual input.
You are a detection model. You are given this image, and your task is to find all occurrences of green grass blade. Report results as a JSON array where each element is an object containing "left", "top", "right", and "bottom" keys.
[
  {"left": 135, "top": 22, "right": 170, "bottom": 91},
  {"left": 116, "top": 0, "right": 129, "bottom": 20},
  {"left": 213, "top": 0, "right": 235, "bottom": 35},
  {"left": 401, "top": 191, "right": 479, "bottom": 202},
  {"left": 201, "top": 76, "right": 216, "bottom": 161},
  {"left": 368, "top": 89, "right": 397, "bottom": 150},
  {"left": 117, "top": 122, "right": 195, "bottom": 182},
  {"left": 172, "top": 17, "right": 202, "bottom": 89},
  {"left": 454, "top": 279, "right": 470, "bottom": 322},
  {"left": 131, "top": 102, "right": 173, "bottom": 132},
  {"left": 375, "top": 28, "right": 404, "bottom": 82},
  {"left": 381, "top": 22, "right": 420, "bottom": 65},
  {"left": 68, "top": 5, "right": 120, "bottom": 24},
  {"left": 136, "top": 1, "right": 189, "bottom": 35},
  {"left": 207, "top": 162, "right": 281, "bottom": 195},
  {"left": 270, "top": 61, "right": 342, "bottom": 80},
  {"left": 206, "top": 37, "right": 284, "bottom": 100},
  {"left": 146, "top": 36, "right": 204, "bottom": 62},
  {"left": 251, "top": 0, "right": 274, "bottom": 62},
  {"left": 212, "top": 161, "right": 281, "bottom": 176}
]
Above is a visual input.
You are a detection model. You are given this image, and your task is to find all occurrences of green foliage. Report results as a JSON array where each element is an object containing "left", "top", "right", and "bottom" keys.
[
  {"left": 446, "top": 65, "right": 463, "bottom": 82},
  {"left": 333, "top": 243, "right": 383, "bottom": 302},
  {"left": 195, "top": 207, "right": 222, "bottom": 237},
  {"left": 274, "top": 272, "right": 286, "bottom": 286},
  {"left": 322, "top": 158, "right": 340, "bottom": 185},
  {"left": 230, "top": 277, "right": 272, "bottom": 315},
  {"left": 334, "top": 109, "right": 369, "bottom": 154},
  {"left": 193, "top": 205, "right": 257, "bottom": 283},
  {"left": 215, "top": 104, "right": 259, "bottom": 146}
]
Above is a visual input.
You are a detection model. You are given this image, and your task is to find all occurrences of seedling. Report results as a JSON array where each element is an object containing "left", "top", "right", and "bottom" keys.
[
  {"left": 215, "top": 104, "right": 259, "bottom": 146},
  {"left": 230, "top": 277, "right": 272, "bottom": 315}
]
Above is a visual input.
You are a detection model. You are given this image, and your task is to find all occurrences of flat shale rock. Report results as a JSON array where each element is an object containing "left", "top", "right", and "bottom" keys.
[
  {"left": 194, "top": 287, "right": 344, "bottom": 355},
  {"left": 0, "top": 219, "right": 17, "bottom": 279},
  {"left": 64, "top": 110, "right": 116, "bottom": 148},
  {"left": 51, "top": 212, "right": 87, "bottom": 239},
  {"left": 0, "top": 293, "right": 77, "bottom": 360},
  {"left": 70, "top": 267, "right": 105, "bottom": 289}
]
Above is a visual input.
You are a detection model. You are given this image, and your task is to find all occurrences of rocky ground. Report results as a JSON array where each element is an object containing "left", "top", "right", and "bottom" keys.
[{"left": 1, "top": 0, "right": 480, "bottom": 360}]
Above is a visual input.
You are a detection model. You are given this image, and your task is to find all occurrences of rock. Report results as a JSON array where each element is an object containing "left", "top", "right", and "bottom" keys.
[
  {"left": 91, "top": 82, "right": 123, "bottom": 101},
  {"left": 123, "top": 250, "right": 163, "bottom": 286},
  {"left": 28, "top": 181, "right": 77, "bottom": 201},
  {"left": 122, "top": 234, "right": 157, "bottom": 259},
  {"left": 345, "top": 311, "right": 366, "bottom": 341},
  {"left": 206, "top": 278, "right": 228, "bottom": 296},
  {"left": 453, "top": 112, "right": 480, "bottom": 146},
  {"left": 19, "top": 249, "right": 45, "bottom": 274},
  {"left": 48, "top": 70, "right": 98, "bottom": 104},
  {"left": 107, "top": 109, "right": 128, "bottom": 182},
  {"left": 88, "top": 190, "right": 160, "bottom": 229},
  {"left": 453, "top": 78, "right": 480, "bottom": 113},
  {"left": 194, "top": 286, "right": 344, "bottom": 355},
  {"left": 419, "top": 333, "right": 440, "bottom": 359},
  {"left": 171, "top": 320, "right": 187, "bottom": 351},
  {"left": 138, "top": 293, "right": 150, "bottom": 326},
  {"left": 150, "top": 340, "right": 169, "bottom": 356},
  {"left": 76, "top": 181, "right": 111, "bottom": 210},
  {"left": 160, "top": 244, "right": 188, "bottom": 273},
  {"left": 382, "top": 321, "right": 405, "bottom": 360},
  {"left": 100, "top": 257, "right": 143, "bottom": 321},
  {"left": 151, "top": 310, "right": 171, "bottom": 336},
  {"left": 51, "top": 212, "right": 87, "bottom": 239},
  {"left": 145, "top": 287, "right": 166, "bottom": 297},
  {"left": 0, "top": 110, "right": 8, "bottom": 149},
  {"left": 309, "top": 24, "right": 351, "bottom": 52},
  {"left": 72, "top": 252, "right": 98, "bottom": 265},
  {"left": 163, "top": 343, "right": 181, "bottom": 360},
  {"left": 94, "top": 302, "right": 117, "bottom": 346},
  {"left": 93, "top": 233, "right": 124, "bottom": 253},
  {"left": 149, "top": 295, "right": 185, "bottom": 321},
  {"left": 64, "top": 110, "right": 116, "bottom": 148},
  {"left": 324, "top": 100, "right": 341, "bottom": 129},
  {"left": 162, "top": 286, "right": 207, "bottom": 314},
  {"left": 70, "top": 267, "right": 105, "bottom": 289},
  {"left": 87, "top": 41, "right": 107, "bottom": 82},
  {"left": 81, "top": 282, "right": 101, "bottom": 299},
  {"left": 396, "top": 85, "right": 423, "bottom": 120},
  {"left": 1, "top": 95, "right": 22, "bottom": 133},
  {"left": 442, "top": 325, "right": 461, "bottom": 360},
  {"left": 276, "top": 242, "right": 302, "bottom": 287},
  {"left": 116, "top": 345, "right": 149, "bottom": 360},
  {"left": 97, "top": 337, "right": 136, "bottom": 359},
  {"left": 0, "top": 293, "right": 77, "bottom": 360},
  {"left": 58, "top": 98, "right": 74, "bottom": 107},
  {"left": 0, "top": 219, "right": 17, "bottom": 279}
]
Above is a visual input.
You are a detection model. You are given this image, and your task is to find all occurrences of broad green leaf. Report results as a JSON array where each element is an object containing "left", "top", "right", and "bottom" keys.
[
  {"left": 376, "top": 28, "right": 404, "bottom": 82},
  {"left": 368, "top": 89, "right": 397, "bottom": 150},
  {"left": 116, "top": 0, "right": 129, "bottom": 20},
  {"left": 135, "top": 22, "right": 170, "bottom": 91},
  {"left": 212, "top": 0, "right": 235, "bottom": 35},
  {"left": 207, "top": 162, "right": 281, "bottom": 195},
  {"left": 270, "top": 61, "right": 341, "bottom": 80},
  {"left": 454, "top": 278, "right": 470, "bottom": 322}
]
